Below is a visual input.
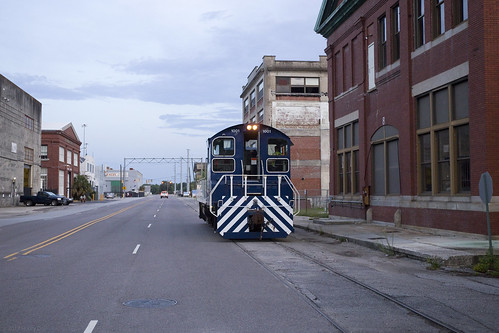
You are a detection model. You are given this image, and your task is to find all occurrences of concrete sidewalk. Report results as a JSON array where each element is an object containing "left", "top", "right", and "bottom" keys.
[{"left": 294, "top": 215, "right": 498, "bottom": 267}]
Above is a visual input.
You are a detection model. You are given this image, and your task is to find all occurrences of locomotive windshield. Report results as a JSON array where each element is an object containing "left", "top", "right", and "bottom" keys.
[
  {"left": 212, "top": 137, "right": 234, "bottom": 156},
  {"left": 268, "top": 138, "right": 288, "bottom": 156}
]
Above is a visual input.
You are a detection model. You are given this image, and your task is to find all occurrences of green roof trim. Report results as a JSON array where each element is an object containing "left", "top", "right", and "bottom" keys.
[{"left": 315, "top": 0, "right": 366, "bottom": 38}]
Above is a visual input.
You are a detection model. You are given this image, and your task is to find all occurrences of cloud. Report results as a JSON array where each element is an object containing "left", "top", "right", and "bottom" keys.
[{"left": 1, "top": 0, "right": 326, "bottom": 181}]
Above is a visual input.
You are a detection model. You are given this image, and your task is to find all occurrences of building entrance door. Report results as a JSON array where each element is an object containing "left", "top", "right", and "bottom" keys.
[{"left": 23, "top": 164, "right": 31, "bottom": 196}]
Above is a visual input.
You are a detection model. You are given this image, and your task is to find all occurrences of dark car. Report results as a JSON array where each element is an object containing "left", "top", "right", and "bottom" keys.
[{"left": 20, "top": 191, "right": 64, "bottom": 206}]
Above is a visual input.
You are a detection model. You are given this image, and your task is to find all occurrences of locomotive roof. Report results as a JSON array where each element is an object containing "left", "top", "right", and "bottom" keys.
[{"left": 209, "top": 123, "right": 292, "bottom": 142}]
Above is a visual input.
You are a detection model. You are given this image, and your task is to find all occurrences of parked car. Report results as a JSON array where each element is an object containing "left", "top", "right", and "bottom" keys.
[
  {"left": 105, "top": 192, "right": 115, "bottom": 199},
  {"left": 160, "top": 191, "right": 168, "bottom": 198},
  {"left": 20, "top": 191, "right": 64, "bottom": 206},
  {"left": 61, "top": 196, "right": 73, "bottom": 205}
]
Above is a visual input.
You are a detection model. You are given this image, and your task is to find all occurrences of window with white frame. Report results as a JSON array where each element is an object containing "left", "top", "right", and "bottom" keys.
[
  {"left": 391, "top": 4, "right": 400, "bottom": 61},
  {"left": 41, "top": 168, "right": 48, "bottom": 190},
  {"left": 244, "top": 98, "right": 249, "bottom": 114},
  {"left": 432, "top": 0, "right": 445, "bottom": 38},
  {"left": 257, "top": 81, "right": 264, "bottom": 100},
  {"left": 250, "top": 90, "right": 256, "bottom": 108},
  {"left": 41, "top": 145, "right": 48, "bottom": 160},
  {"left": 415, "top": 0, "right": 425, "bottom": 48},
  {"left": 378, "top": 15, "right": 387, "bottom": 69},
  {"left": 59, "top": 147, "right": 65, "bottom": 162},
  {"left": 452, "top": 0, "right": 468, "bottom": 26}
]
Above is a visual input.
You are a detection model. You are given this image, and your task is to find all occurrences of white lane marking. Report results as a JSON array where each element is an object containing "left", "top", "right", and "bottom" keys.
[
  {"left": 84, "top": 320, "right": 98, "bottom": 333},
  {"left": 147, "top": 224, "right": 152, "bottom": 228},
  {"left": 157, "top": 209, "right": 160, "bottom": 212},
  {"left": 154, "top": 215, "right": 157, "bottom": 218},
  {"left": 132, "top": 244, "right": 141, "bottom": 255}
]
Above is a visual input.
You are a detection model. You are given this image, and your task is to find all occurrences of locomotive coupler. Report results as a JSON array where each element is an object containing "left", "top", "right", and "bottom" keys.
[{"left": 247, "top": 206, "right": 264, "bottom": 233}]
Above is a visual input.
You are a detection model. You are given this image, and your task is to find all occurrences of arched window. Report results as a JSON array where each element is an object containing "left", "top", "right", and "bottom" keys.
[{"left": 371, "top": 125, "right": 400, "bottom": 195}]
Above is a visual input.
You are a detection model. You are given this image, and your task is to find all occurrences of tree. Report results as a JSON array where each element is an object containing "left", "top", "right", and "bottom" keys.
[{"left": 72, "top": 175, "right": 93, "bottom": 200}]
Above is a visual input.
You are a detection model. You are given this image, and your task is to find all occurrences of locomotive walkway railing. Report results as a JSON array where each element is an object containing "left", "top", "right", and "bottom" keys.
[{"left": 208, "top": 174, "right": 300, "bottom": 217}]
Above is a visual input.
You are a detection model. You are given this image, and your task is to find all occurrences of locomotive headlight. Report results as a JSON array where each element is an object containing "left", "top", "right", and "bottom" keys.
[
  {"left": 246, "top": 124, "right": 258, "bottom": 131},
  {"left": 252, "top": 124, "right": 258, "bottom": 130},
  {"left": 246, "top": 124, "right": 252, "bottom": 130}
]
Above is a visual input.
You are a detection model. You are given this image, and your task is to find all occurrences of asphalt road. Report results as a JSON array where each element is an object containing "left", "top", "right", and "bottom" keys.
[{"left": 0, "top": 197, "right": 335, "bottom": 332}]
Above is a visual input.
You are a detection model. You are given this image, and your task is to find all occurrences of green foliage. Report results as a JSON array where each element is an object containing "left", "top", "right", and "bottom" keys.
[
  {"left": 426, "top": 257, "right": 442, "bottom": 270},
  {"left": 473, "top": 252, "right": 499, "bottom": 276},
  {"left": 150, "top": 184, "right": 160, "bottom": 194},
  {"left": 72, "top": 175, "right": 93, "bottom": 200}
]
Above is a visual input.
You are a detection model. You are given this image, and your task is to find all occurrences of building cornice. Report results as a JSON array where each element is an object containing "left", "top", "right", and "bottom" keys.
[{"left": 315, "top": 0, "right": 366, "bottom": 38}]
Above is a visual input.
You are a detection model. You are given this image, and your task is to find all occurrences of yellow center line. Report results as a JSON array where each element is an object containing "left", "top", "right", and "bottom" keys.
[{"left": 4, "top": 200, "right": 148, "bottom": 261}]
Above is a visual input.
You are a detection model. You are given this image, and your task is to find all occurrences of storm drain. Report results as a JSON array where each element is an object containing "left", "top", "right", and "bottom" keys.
[{"left": 123, "top": 299, "right": 177, "bottom": 309}]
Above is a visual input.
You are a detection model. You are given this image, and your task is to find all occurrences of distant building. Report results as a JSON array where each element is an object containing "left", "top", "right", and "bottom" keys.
[
  {"left": 193, "top": 162, "right": 206, "bottom": 182},
  {"left": 103, "top": 167, "right": 143, "bottom": 195},
  {"left": 41, "top": 123, "right": 81, "bottom": 197},
  {"left": 81, "top": 155, "right": 97, "bottom": 193},
  {"left": 0, "top": 74, "right": 42, "bottom": 206},
  {"left": 315, "top": 0, "right": 498, "bottom": 235},
  {"left": 241, "top": 56, "right": 330, "bottom": 198}
]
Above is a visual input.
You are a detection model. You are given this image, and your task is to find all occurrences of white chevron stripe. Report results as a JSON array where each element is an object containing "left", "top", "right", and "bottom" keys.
[
  {"left": 253, "top": 197, "right": 292, "bottom": 234},
  {"left": 217, "top": 196, "right": 235, "bottom": 216},
  {"left": 216, "top": 195, "right": 294, "bottom": 236},
  {"left": 219, "top": 197, "right": 251, "bottom": 235},
  {"left": 218, "top": 196, "right": 244, "bottom": 220}
]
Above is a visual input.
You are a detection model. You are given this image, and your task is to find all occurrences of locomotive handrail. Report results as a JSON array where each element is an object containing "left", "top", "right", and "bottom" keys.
[
  {"left": 208, "top": 173, "right": 300, "bottom": 216},
  {"left": 283, "top": 175, "right": 300, "bottom": 216}
]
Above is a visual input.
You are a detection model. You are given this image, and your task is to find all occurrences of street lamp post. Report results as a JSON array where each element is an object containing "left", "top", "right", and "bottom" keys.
[{"left": 12, "top": 177, "right": 16, "bottom": 206}]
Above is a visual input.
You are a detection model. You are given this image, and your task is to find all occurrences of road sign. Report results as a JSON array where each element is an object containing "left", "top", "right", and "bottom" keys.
[
  {"left": 478, "top": 172, "right": 494, "bottom": 254},
  {"left": 479, "top": 172, "right": 493, "bottom": 204}
]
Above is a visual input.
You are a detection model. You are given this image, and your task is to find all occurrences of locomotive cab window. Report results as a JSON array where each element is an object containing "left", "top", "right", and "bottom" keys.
[
  {"left": 212, "top": 158, "right": 235, "bottom": 172},
  {"left": 267, "top": 159, "right": 289, "bottom": 172},
  {"left": 244, "top": 129, "right": 259, "bottom": 177},
  {"left": 268, "top": 138, "right": 288, "bottom": 156},
  {"left": 212, "top": 137, "right": 234, "bottom": 156}
]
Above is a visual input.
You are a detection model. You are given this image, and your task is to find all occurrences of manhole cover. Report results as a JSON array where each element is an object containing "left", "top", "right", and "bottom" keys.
[{"left": 123, "top": 299, "right": 177, "bottom": 308}]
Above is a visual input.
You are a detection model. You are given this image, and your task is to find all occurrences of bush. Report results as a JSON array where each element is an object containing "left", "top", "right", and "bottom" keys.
[{"left": 473, "top": 252, "right": 499, "bottom": 276}]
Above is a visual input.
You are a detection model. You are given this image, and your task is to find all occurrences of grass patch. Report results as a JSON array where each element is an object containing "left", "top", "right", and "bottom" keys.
[{"left": 297, "top": 207, "right": 328, "bottom": 218}]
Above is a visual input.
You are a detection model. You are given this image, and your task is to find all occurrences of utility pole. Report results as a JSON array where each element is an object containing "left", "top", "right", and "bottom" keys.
[
  {"left": 187, "top": 149, "right": 190, "bottom": 192},
  {"left": 82, "top": 124, "right": 88, "bottom": 156}
]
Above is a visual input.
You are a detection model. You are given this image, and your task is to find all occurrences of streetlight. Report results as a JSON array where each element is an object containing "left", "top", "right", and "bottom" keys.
[{"left": 12, "top": 177, "right": 16, "bottom": 206}]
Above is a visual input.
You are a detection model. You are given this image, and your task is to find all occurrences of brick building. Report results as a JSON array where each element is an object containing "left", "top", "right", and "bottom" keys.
[
  {"left": 315, "top": 0, "right": 498, "bottom": 235},
  {"left": 41, "top": 123, "right": 81, "bottom": 198},
  {"left": 241, "top": 56, "right": 330, "bottom": 198},
  {"left": 0, "top": 74, "right": 42, "bottom": 206}
]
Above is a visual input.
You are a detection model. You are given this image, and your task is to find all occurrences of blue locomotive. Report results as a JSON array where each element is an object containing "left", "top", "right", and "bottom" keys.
[{"left": 198, "top": 123, "right": 299, "bottom": 239}]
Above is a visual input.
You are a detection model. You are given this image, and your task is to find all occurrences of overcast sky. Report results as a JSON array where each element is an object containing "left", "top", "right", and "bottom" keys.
[{"left": 2, "top": 0, "right": 326, "bottom": 183}]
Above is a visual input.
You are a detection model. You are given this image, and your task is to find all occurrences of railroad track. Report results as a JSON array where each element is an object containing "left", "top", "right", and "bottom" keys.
[{"left": 236, "top": 239, "right": 463, "bottom": 333}]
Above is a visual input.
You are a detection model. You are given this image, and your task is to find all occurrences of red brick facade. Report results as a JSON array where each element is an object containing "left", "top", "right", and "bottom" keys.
[
  {"left": 41, "top": 123, "right": 81, "bottom": 197},
  {"left": 316, "top": 0, "right": 498, "bottom": 235}
]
